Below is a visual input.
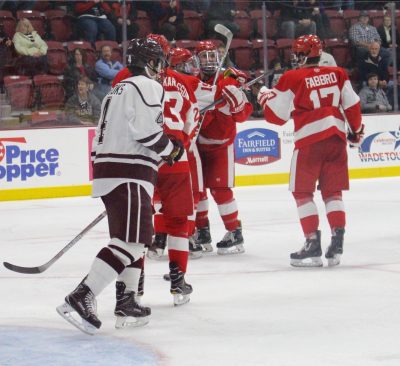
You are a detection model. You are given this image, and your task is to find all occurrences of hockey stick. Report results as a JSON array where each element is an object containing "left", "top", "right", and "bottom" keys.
[
  {"left": 3, "top": 211, "right": 107, "bottom": 274},
  {"left": 199, "top": 72, "right": 270, "bottom": 114},
  {"left": 213, "top": 24, "right": 233, "bottom": 86}
]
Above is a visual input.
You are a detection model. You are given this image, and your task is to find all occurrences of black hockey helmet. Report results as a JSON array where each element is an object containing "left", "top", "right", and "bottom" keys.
[{"left": 127, "top": 38, "right": 165, "bottom": 78}]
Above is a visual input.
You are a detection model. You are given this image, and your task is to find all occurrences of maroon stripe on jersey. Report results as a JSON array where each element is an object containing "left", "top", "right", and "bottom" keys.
[
  {"left": 138, "top": 133, "right": 171, "bottom": 155},
  {"left": 93, "top": 162, "right": 157, "bottom": 185},
  {"left": 109, "top": 244, "right": 135, "bottom": 263},
  {"left": 95, "top": 153, "right": 158, "bottom": 165},
  {"left": 97, "top": 247, "right": 125, "bottom": 274}
]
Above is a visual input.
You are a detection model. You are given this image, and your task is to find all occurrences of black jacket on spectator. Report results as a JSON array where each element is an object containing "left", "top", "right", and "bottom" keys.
[
  {"left": 377, "top": 24, "right": 400, "bottom": 49},
  {"left": 358, "top": 53, "right": 389, "bottom": 85}
]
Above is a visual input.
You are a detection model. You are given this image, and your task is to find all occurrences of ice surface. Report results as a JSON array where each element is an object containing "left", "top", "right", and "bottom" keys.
[{"left": 1, "top": 178, "right": 399, "bottom": 366}]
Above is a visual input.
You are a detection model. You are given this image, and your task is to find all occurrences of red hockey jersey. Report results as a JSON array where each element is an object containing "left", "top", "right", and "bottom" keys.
[
  {"left": 159, "top": 68, "right": 200, "bottom": 174},
  {"left": 263, "top": 66, "right": 362, "bottom": 149}
]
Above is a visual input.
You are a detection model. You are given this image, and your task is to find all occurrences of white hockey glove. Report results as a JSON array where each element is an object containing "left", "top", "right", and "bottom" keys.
[
  {"left": 222, "top": 85, "right": 245, "bottom": 114},
  {"left": 257, "top": 86, "right": 273, "bottom": 109}
]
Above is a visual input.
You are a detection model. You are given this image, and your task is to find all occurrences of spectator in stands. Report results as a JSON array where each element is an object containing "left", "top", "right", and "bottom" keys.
[
  {"left": 74, "top": 1, "right": 116, "bottom": 45},
  {"left": 319, "top": 49, "right": 337, "bottom": 66},
  {"left": 268, "top": 58, "right": 286, "bottom": 87},
  {"left": 330, "top": 0, "right": 354, "bottom": 10},
  {"left": 0, "top": 22, "right": 13, "bottom": 91},
  {"left": 359, "top": 72, "right": 391, "bottom": 113},
  {"left": 358, "top": 41, "right": 389, "bottom": 88},
  {"left": 63, "top": 48, "right": 97, "bottom": 101},
  {"left": 348, "top": 11, "right": 382, "bottom": 60},
  {"left": 94, "top": 44, "right": 123, "bottom": 100},
  {"left": 277, "top": 1, "right": 317, "bottom": 39},
  {"left": 217, "top": 44, "right": 236, "bottom": 69},
  {"left": 386, "top": 71, "right": 400, "bottom": 109},
  {"left": 13, "top": 18, "right": 48, "bottom": 77},
  {"left": 246, "top": 77, "right": 264, "bottom": 118},
  {"left": 205, "top": 0, "right": 240, "bottom": 38},
  {"left": 377, "top": 14, "right": 400, "bottom": 65},
  {"left": 157, "top": 0, "right": 189, "bottom": 41},
  {"left": 65, "top": 76, "right": 101, "bottom": 125},
  {"left": 109, "top": 1, "right": 140, "bottom": 43}
]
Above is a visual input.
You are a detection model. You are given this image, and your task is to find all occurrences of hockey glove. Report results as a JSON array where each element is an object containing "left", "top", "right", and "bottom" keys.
[
  {"left": 257, "top": 86, "right": 273, "bottom": 109},
  {"left": 347, "top": 124, "right": 365, "bottom": 147},
  {"left": 223, "top": 67, "right": 247, "bottom": 86},
  {"left": 222, "top": 85, "right": 245, "bottom": 113},
  {"left": 162, "top": 136, "right": 184, "bottom": 166}
]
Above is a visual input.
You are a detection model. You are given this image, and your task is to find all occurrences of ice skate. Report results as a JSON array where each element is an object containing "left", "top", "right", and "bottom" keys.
[
  {"left": 216, "top": 222, "right": 245, "bottom": 255},
  {"left": 169, "top": 262, "right": 192, "bottom": 306},
  {"left": 325, "top": 228, "right": 345, "bottom": 267},
  {"left": 56, "top": 282, "right": 101, "bottom": 335},
  {"left": 290, "top": 230, "right": 323, "bottom": 267},
  {"left": 194, "top": 223, "right": 213, "bottom": 252},
  {"left": 189, "top": 236, "right": 203, "bottom": 259},
  {"left": 114, "top": 281, "right": 151, "bottom": 328},
  {"left": 146, "top": 233, "right": 167, "bottom": 260}
]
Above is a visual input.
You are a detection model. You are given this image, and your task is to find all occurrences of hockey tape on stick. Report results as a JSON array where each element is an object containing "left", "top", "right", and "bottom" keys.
[{"left": 3, "top": 211, "right": 107, "bottom": 274}]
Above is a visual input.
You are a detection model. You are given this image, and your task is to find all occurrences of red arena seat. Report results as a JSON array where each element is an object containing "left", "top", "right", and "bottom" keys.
[
  {"left": 0, "top": 10, "right": 16, "bottom": 38},
  {"left": 229, "top": 39, "right": 253, "bottom": 70},
  {"left": 250, "top": 9, "right": 276, "bottom": 39},
  {"left": 183, "top": 10, "right": 204, "bottom": 40},
  {"left": 233, "top": 10, "right": 253, "bottom": 39},
  {"left": 136, "top": 10, "right": 152, "bottom": 38},
  {"left": 46, "top": 41, "right": 68, "bottom": 75},
  {"left": 276, "top": 38, "right": 294, "bottom": 65},
  {"left": 47, "top": 13, "right": 74, "bottom": 42},
  {"left": 95, "top": 40, "right": 122, "bottom": 62},
  {"left": 252, "top": 39, "right": 279, "bottom": 68},
  {"left": 67, "top": 41, "right": 96, "bottom": 67},
  {"left": 16, "top": 10, "right": 46, "bottom": 37},
  {"left": 324, "top": 38, "right": 351, "bottom": 68},
  {"left": 33, "top": 74, "right": 65, "bottom": 109},
  {"left": 4, "top": 75, "right": 34, "bottom": 110}
]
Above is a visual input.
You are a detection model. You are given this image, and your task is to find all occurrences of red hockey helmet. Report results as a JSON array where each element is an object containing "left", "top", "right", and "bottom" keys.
[
  {"left": 168, "top": 47, "right": 200, "bottom": 75},
  {"left": 195, "top": 41, "right": 219, "bottom": 75},
  {"left": 147, "top": 33, "right": 171, "bottom": 56},
  {"left": 291, "top": 34, "right": 322, "bottom": 67}
]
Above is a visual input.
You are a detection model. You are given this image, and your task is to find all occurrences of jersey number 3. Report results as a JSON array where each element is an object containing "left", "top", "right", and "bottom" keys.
[{"left": 309, "top": 85, "right": 340, "bottom": 109}]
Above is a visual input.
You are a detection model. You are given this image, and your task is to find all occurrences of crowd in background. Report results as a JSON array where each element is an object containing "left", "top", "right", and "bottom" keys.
[{"left": 0, "top": 0, "right": 400, "bottom": 127}]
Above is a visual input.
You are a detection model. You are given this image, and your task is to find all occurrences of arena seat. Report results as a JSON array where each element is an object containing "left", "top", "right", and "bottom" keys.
[
  {"left": 47, "top": 13, "right": 74, "bottom": 42},
  {"left": 276, "top": 38, "right": 294, "bottom": 65},
  {"left": 324, "top": 38, "right": 351, "bottom": 68},
  {"left": 33, "top": 74, "right": 65, "bottom": 109},
  {"left": 325, "top": 10, "right": 346, "bottom": 38},
  {"left": 183, "top": 10, "right": 204, "bottom": 40},
  {"left": 252, "top": 39, "right": 279, "bottom": 68},
  {"left": 46, "top": 41, "right": 68, "bottom": 75},
  {"left": 136, "top": 10, "right": 152, "bottom": 38},
  {"left": 343, "top": 9, "right": 360, "bottom": 28},
  {"left": 4, "top": 75, "right": 34, "bottom": 110},
  {"left": 233, "top": 10, "right": 253, "bottom": 39},
  {"left": 0, "top": 10, "right": 16, "bottom": 38},
  {"left": 175, "top": 40, "right": 198, "bottom": 52},
  {"left": 249, "top": 9, "right": 276, "bottom": 39},
  {"left": 229, "top": 39, "right": 253, "bottom": 70},
  {"left": 369, "top": 10, "right": 385, "bottom": 28}
]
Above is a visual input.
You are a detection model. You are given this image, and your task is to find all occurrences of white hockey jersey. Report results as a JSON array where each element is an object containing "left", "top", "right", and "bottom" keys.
[{"left": 91, "top": 75, "right": 174, "bottom": 198}]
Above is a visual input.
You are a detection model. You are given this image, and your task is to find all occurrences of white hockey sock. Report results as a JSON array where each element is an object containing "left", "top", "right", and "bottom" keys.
[
  {"left": 117, "top": 266, "right": 141, "bottom": 293},
  {"left": 85, "top": 257, "right": 119, "bottom": 296}
]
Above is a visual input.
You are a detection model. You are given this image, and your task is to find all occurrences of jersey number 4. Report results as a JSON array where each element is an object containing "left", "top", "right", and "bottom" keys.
[{"left": 309, "top": 85, "right": 340, "bottom": 108}]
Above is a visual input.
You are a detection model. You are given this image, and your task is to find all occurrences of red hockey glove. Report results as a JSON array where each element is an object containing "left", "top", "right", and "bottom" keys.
[
  {"left": 222, "top": 84, "right": 245, "bottom": 113},
  {"left": 257, "top": 86, "right": 273, "bottom": 109},
  {"left": 223, "top": 67, "right": 247, "bottom": 86},
  {"left": 162, "top": 136, "right": 184, "bottom": 166},
  {"left": 347, "top": 124, "right": 365, "bottom": 147}
]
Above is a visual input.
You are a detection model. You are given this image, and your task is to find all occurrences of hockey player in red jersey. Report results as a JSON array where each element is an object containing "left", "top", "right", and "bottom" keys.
[
  {"left": 57, "top": 38, "right": 184, "bottom": 334},
  {"left": 258, "top": 34, "right": 364, "bottom": 267},
  {"left": 192, "top": 40, "right": 253, "bottom": 255}
]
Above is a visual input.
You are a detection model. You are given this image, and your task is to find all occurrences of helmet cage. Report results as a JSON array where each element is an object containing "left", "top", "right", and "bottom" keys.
[
  {"left": 197, "top": 50, "right": 220, "bottom": 75},
  {"left": 175, "top": 55, "right": 200, "bottom": 76}
]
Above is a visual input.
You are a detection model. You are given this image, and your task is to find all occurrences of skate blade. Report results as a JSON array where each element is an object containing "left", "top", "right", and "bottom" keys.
[
  {"left": 189, "top": 251, "right": 203, "bottom": 259},
  {"left": 290, "top": 257, "right": 323, "bottom": 267},
  {"left": 56, "top": 302, "right": 97, "bottom": 336},
  {"left": 172, "top": 293, "right": 190, "bottom": 306},
  {"left": 217, "top": 244, "right": 245, "bottom": 255},
  {"left": 201, "top": 243, "right": 213, "bottom": 252},
  {"left": 327, "top": 254, "right": 341, "bottom": 267},
  {"left": 115, "top": 315, "right": 150, "bottom": 329},
  {"left": 146, "top": 249, "right": 165, "bottom": 260}
]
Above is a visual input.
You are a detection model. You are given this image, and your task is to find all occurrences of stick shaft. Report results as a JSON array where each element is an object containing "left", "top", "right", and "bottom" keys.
[{"left": 3, "top": 211, "right": 107, "bottom": 274}]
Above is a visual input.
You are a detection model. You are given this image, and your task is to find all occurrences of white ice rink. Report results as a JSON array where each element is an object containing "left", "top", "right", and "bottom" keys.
[{"left": 1, "top": 177, "right": 399, "bottom": 366}]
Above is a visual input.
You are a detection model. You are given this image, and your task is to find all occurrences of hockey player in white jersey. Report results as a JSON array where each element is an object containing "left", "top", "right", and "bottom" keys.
[{"left": 57, "top": 38, "right": 184, "bottom": 335}]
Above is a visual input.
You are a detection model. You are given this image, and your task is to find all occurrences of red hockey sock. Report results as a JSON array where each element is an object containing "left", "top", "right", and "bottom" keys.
[
  {"left": 210, "top": 188, "right": 239, "bottom": 231},
  {"left": 293, "top": 192, "right": 319, "bottom": 238}
]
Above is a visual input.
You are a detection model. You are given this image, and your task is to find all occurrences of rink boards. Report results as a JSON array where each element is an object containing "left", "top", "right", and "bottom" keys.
[{"left": 1, "top": 114, "right": 399, "bottom": 201}]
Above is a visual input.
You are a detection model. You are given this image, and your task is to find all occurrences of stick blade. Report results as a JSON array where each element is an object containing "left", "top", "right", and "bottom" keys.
[
  {"left": 3, "top": 261, "right": 43, "bottom": 274},
  {"left": 214, "top": 23, "right": 233, "bottom": 38}
]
